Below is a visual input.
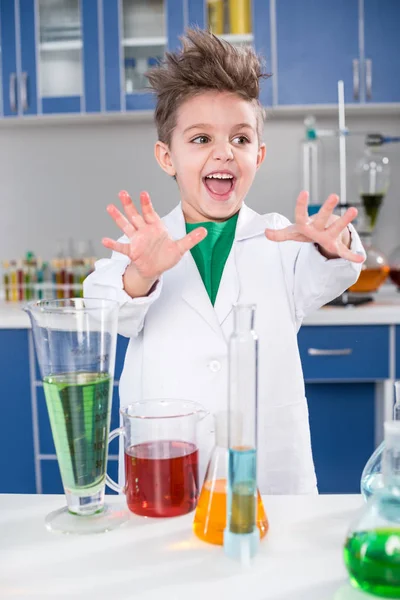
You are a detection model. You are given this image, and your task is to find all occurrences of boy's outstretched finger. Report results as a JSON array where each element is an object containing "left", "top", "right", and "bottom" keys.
[
  {"left": 107, "top": 204, "right": 136, "bottom": 238},
  {"left": 294, "top": 191, "right": 310, "bottom": 225},
  {"left": 119, "top": 190, "right": 140, "bottom": 223},
  {"left": 176, "top": 227, "right": 208, "bottom": 255},
  {"left": 312, "top": 194, "right": 339, "bottom": 230},
  {"left": 140, "top": 191, "right": 158, "bottom": 224},
  {"left": 328, "top": 206, "right": 358, "bottom": 237},
  {"left": 102, "top": 238, "right": 130, "bottom": 256}
]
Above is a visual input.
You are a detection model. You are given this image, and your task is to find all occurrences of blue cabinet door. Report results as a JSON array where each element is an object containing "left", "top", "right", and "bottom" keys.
[
  {"left": 103, "top": 0, "right": 180, "bottom": 113},
  {"left": 276, "top": 0, "right": 359, "bottom": 105},
  {"left": 0, "top": 0, "right": 102, "bottom": 118},
  {"left": 186, "top": 0, "right": 272, "bottom": 107},
  {"left": 0, "top": 330, "right": 35, "bottom": 493},
  {"left": 396, "top": 326, "right": 400, "bottom": 379},
  {"left": 363, "top": 0, "right": 400, "bottom": 103},
  {"left": 38, "top": 0, "right": 102, "bottom": 115},
  {"left": 306, "top": 382, "right": 375, "bottom": 493},
  {"left": 0, "top": 1, "right": 18, "bottom": 117}
]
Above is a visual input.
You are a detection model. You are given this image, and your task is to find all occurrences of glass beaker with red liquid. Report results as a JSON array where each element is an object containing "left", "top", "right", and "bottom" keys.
[{"left": 106, "top": 400, "right": 208, "bottom": 518}]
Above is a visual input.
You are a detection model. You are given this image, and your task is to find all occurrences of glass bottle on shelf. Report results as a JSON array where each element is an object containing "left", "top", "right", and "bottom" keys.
[
  {"left": 38, "top": 0, "right": 83, "bottom": 98},
  {"left": 356, "top": 145, "right": 390, "bottom": 234},
  {"left": 122, "top": 0, "right": 166, "bottom": 94},
  {"left": 345, "top": 420, "right": 400, "bottom": 595},
  {"left": 361, "top": 382, "right": 400, "bottom": 501}
]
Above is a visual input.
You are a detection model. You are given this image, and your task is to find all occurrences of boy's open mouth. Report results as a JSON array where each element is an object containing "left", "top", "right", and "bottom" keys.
[{"left": 203, "top": 171, "right": 236, "bottom": 201}]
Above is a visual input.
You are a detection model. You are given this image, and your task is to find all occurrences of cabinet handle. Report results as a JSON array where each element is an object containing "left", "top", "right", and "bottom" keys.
[
  {"left": 21, "top": 72, "right": 29, "bottom": 111},
  {"left": 366, "top": 58, "right": 372, "bottom": 100},
  {"left": 352, "top": 58, "right": 359, "bottom": 100},
  {"left": 9, "top": 73, "right": 17, "bottom": 112},
  {"left": 308, "top": 348, "right": 353, "bottom": 356}
]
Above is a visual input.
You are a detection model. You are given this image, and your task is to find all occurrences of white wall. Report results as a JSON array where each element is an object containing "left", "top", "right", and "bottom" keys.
[{"left": 0, "top": 111, "right": 399, "bottom": 262}]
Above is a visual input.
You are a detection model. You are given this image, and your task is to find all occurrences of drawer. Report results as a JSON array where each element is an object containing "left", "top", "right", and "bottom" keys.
[
  {"left": 298, "top": 325, "right": 389, "bottom": 381},
  {"left": 37, "top": 383, "right": 121, "bottom": 457},
  {"left": 34, "top": 333, "right": 129, "bottom": 383}
]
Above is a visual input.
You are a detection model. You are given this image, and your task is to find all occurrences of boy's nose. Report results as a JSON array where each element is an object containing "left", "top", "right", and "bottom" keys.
[{"left": 212, "top": 143, "right": 234, "bottom": 162}]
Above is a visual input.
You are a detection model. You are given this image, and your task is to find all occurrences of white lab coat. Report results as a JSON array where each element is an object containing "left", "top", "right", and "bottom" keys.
[{"left": 84, "top": 203, "right": 364, "bottom": 494}]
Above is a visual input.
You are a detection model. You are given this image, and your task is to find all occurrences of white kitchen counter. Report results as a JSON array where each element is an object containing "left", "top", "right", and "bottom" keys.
[
  {"left": 0, "top": 493, "right": 371, "bottom": 600},
  {"left": 1, "top": 285, "right": 399, "bottom": 328}
]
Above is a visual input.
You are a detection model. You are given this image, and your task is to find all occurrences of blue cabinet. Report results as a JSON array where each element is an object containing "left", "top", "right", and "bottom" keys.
[
  {"left": 276, "top": 0, "right": 359, "bottom": 105},
  {"left": 276, "top": 0, "right": 400, "bottom": 106},
  {"left": 0, "top": 330, "right": 35, "bottom": 493},
  {"left": 0, "top": 0, "right": 102, "bottom": 117},
  {"left": 298, "top": 325, "right": 389, "bottom": 494},
  {"left": 396, "top": 326, "right": 400, "bottom": 379},
  {"left": 364, "top": 0, "right": 400, "bottom": 103}
]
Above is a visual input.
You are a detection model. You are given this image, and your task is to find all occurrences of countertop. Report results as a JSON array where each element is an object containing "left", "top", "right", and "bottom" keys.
[
  {"left": 1, "top": 285, "right": 399, "bottom": 328},
  {"left": 0, "top": 493, "right": 370, "bottom": 600}
]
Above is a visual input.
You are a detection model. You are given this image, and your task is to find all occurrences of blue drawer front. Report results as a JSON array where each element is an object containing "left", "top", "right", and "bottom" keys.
[
  {"left": 0, "top": 329, "right": 35, "bottom": 493},
  {"left": 40, "top": 457, "right": 118, "bottom": 495},
  {"left": 298, "top": 325, "right": 389, "bottom": 381},
  {"left": 307, "top": 382, "right": 375, "bottom": 493}
]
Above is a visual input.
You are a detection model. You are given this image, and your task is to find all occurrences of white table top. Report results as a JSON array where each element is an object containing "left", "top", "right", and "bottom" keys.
[
  {"left": 0, "top": 493, "right": 374, "bottom": 600},
  {"left": 1, "top": 286, "right": 399, "bottom": 328}
]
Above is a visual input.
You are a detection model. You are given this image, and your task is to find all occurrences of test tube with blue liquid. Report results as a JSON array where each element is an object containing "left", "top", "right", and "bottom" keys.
[{"left": 224, "top": 304, "right": 260, "bottom": 563}]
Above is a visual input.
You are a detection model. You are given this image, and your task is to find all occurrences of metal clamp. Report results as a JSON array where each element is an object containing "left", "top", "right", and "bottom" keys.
[
  {"left": 9, "top": 73, "right": 17, "bottom": 112},
  {"left": 308, "top": 348, "right": 353, "bottom": 356},
  {"left": 366, "top": 58, "right": 372, "bottom": 100},
  {"left": 352, "top": 59, "right": 359, "bottom": 100},
  {"left": 21, "top": 72, "right": 29, "bottom": 111}
]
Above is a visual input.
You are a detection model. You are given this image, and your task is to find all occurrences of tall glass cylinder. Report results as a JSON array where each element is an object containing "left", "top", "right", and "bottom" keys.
[
  {"left": 25, "top": 298, "right": 129, "bottom": 534},
  {"left": 224, "top": 304, "right": 260, "bottom": 561}
]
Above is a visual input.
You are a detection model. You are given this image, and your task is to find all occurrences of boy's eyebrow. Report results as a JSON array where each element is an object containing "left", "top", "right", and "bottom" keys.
[{"left": 183, "top": 122, "right": 255, "bottom": 133}]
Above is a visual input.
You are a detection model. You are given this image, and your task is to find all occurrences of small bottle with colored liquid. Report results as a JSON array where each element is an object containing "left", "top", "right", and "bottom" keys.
[
  {"left": 193, "top": 411, "right": 268, "bottom": 545},
  {"left": 344, "top": 420, "right": 400, "bottom": 596}
]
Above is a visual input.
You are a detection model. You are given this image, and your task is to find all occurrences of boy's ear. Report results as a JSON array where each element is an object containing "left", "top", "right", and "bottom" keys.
[
  {"left": 155, "top": 141, "right": 176, "bottom": 176},
  {"left": 256, "top": 143, "right": 266, "bottom": 169}
]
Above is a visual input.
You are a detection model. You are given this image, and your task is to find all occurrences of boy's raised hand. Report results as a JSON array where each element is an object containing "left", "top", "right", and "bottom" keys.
[
  {"left": 265, "top": 191, "right": 364, "bottom": 263},
  {"left": 103, "top": 190, "right": 207, "bottom": 298}
]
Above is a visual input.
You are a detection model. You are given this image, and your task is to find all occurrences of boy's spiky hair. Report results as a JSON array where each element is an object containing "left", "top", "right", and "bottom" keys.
[{"left": 146, "top": 28, "right": 270, "bottom": 146}]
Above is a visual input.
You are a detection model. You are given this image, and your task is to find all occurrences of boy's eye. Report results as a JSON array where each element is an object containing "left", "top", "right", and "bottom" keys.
[
  {"left": 232, "top": 135, "right": 250, "bottom": 144},
  {"left": 191, "top": 135, "right": 210, "bottom": 144}
]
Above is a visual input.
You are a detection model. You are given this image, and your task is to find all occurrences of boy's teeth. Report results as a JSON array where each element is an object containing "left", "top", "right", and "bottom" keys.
[{"left": 206, "top": 173, "right": 233, "bottom": 179}]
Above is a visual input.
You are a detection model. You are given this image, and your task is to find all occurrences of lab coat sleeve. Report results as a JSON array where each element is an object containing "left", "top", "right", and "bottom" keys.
[
  {"left": 83, "top": 235, "right": 163, "bottom": 338},
  {"left": 274, "top": 214, "right": 366, "bottom": 325}
]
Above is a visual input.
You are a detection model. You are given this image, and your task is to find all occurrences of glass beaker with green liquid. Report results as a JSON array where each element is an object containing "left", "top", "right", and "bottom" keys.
[
  {"left": 25, "top": 298, "right": 129, "bottom": 534},
  {"left": 344, "top": 421, "right": 400, "bottom": 597}
]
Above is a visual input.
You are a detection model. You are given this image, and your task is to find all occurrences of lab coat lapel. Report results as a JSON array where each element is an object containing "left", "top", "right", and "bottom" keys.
[
  {"left": 214, "top": 204, "right": 264, "bottom": 325},
  {"left": 163, "top": 204, "right": 222, "bottom": 337}
]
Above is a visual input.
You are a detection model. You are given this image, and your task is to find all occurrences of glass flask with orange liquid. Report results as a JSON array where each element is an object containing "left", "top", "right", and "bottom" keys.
[
  {"left": 349, "top": 233, "right": 390, "bottom": 294},
  {"left": 193, "top": 412, "right": 268, "bottom": 545}
]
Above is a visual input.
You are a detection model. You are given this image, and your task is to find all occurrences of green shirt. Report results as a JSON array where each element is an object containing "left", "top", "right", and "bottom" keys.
[{"left": 185, "top": 212, "right": 239, "bottom": 305}]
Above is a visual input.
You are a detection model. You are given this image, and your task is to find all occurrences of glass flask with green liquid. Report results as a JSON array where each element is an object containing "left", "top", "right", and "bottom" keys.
[{"left": 344, "top": 420, "right": 400, "bottom": 597}]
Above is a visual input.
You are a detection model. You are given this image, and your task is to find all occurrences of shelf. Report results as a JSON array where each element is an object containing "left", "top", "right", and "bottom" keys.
[
  {"left": 40, "top": 40, "right": 82, "bottom": 52},
  {"left": 219, "top": 33, "right": 254, "bottom": 44},
  {"left": 122, "top": 36, "right": 167, "bottom": 48}
]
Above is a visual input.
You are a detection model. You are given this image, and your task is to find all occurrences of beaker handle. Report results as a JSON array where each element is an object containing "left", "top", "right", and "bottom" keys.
[{"left": 106, "top": 426, "right": 125, "bottom": 494}]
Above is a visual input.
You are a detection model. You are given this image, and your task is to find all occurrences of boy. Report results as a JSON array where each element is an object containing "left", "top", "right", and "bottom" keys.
[{"left": 84, "top": 29, "right": 364, "bottom": 494}]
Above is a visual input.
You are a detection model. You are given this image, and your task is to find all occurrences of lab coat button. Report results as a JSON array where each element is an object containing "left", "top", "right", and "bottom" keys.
[{"left": 209, "top": 360, "right": 221, "bottom": 372}]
